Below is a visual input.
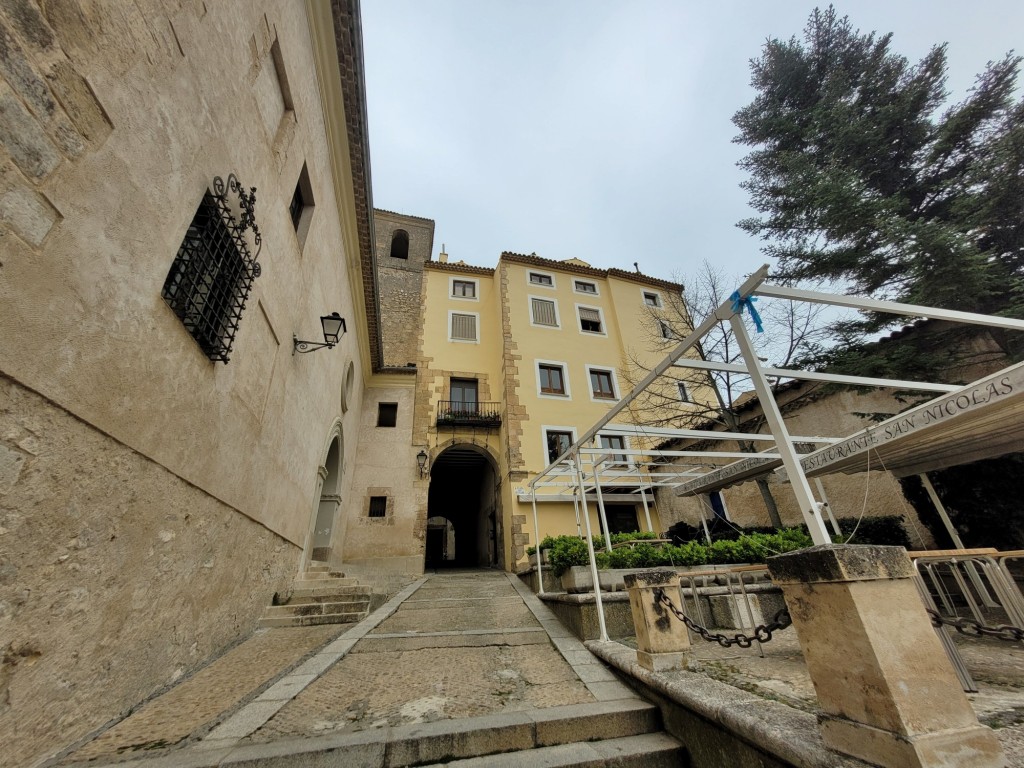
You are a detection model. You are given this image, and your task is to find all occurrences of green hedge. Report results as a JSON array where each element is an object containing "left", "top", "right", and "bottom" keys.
[
  {"left": 666, "top": 515, "right": 911, "bottom": 549},
  {"left": 539, "top": 528, "right": 814, "bottom": 576}
]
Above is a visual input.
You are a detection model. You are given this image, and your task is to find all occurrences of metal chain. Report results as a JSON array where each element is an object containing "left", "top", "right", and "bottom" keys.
[
  {"left": 652, "top": 587, "right": 792, "bottom": 648},
  {"left": 927, "top": 609, "right": 1024, "bottom": 642}
]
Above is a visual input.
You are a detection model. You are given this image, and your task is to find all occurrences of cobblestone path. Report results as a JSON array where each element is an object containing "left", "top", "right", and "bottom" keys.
[{"left": 58, "top": 570, "right": 629, "bottom": 766}]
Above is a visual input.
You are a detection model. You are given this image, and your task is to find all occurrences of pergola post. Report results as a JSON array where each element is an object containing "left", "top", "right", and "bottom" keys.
[
  {"left": 635, "top": 462, "right": 654, "bottom": 532},
  {"left": 573, "top": 454, "right": 609, "bottom": 642},
  {"left": 728, "top": 313, "right": 831, "bottom": 545}
]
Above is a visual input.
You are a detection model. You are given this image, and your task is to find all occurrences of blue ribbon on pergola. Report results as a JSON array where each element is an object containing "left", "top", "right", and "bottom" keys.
[{"left": 730, "top": 290, "right": 764, "bottom": 333}]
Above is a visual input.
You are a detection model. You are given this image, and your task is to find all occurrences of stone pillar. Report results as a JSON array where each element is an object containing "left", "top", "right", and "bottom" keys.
[
  {"left": 624, "top": 570, "right": 691, "bottom": 672},
  {"left": 768, "top": 544, "right": 1006, "bottom": 768}
]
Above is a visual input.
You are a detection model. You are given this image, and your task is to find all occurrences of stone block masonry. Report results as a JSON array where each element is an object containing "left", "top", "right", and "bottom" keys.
[{"left": 0, "top": 376, "right": 297, "bottom": 767}]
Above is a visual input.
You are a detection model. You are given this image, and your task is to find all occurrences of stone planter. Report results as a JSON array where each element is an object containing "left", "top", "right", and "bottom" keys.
[
  {"left": 560, "top": 563, "right": 755, "bottom": 594},
  {"left": 528, "top": 549, "right": 551, "bottom": 567}
]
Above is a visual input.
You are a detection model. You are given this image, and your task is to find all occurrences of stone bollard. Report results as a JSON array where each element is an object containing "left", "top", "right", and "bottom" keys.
[
  {"left": 624, "top": 569, "right": 691, "bottom": 672},
  {"left": 768, "top": 544, "right": 1006, "bottom": 768}
]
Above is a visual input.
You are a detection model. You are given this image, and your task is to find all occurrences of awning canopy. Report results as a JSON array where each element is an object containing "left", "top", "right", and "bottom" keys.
[
  {"left": 677, "top": 360, "right": 1024, "bottom": 495},
  {"left": 797, "top": 360, "right": 1024, "bottom": 479}
]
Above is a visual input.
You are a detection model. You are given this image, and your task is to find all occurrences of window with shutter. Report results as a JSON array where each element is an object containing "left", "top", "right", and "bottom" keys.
[
  {"left": 531, "top": 298, "right": 558, "bottom": 326},
  {"left": 578, "top": 307, "right": 603, "bottom": 333},
  {"left": 450, "top": 313, "right": 477, "bottom": 341}
]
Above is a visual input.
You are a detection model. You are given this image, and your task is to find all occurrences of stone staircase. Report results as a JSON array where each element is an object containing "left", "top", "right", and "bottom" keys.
[
  {"left": 212, "top": 698, "right": 684, "bottom": 767},
  {"left": 259, "top": 563, "right": 371, "bottom": 628}
]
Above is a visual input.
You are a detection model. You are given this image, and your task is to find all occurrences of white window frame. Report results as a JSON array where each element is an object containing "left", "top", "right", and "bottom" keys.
[
  {"left": 528, "top": 294, "right": 561, "bottom": 328},
  {"left": 575, "top": 303, "right": 607, "bottom": 337},
  {"left": 448, "top": 310, "right": 480, "bottom": 343},
  {"left": 573, "top": 279, "right": 600, "bottom": 296},
  {"left": 642, "top": 289, "right": 662, "bottom": 307},
  {"left": 535, "top": 358, "right": 571, "bottom": 399},
  {"left": 597, "top": 432, "right": 631, "bottom": 469},
  {"left": 585, "top": 364, "right": 619, "bottom": 403},
  {"left": 527, "top": 270, "right": 556, "bottom": 289},
  {"left": 449, "top": 276, "right": 479, "bottom": 302},
  {"left": 541, "top": 424, "right": 577, "bottom": 465}
]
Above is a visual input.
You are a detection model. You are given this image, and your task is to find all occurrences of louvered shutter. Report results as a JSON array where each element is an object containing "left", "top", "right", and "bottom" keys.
[
  {"left": 451, "top": 313, "right": 477, "bottom": 340},
  {"left": 531, "top": 298, "right": 557, "bottom": 326},
  {"left": 578, "top": 308, "right": 601, "bottom": 322}
]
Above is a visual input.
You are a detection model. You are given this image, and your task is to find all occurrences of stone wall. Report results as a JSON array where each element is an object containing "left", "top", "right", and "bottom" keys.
[
  {"left": 0, "top": 375, "right": 297, "bottom": 767},
  {"left": 343, "top": 384, "right": 425, "bottom": 574},
  {"left": 374, "top": 210, "right": 435, "bottom": 369}
]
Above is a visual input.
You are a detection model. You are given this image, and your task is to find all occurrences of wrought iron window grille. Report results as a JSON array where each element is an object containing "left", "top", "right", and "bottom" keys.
[{"left": 162, "top": 174, "right": 262, "bottom": 363}]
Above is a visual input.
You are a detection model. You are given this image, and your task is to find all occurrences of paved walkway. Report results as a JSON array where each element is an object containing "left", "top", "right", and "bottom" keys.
[{"left": 57, "top": 571, "right": 637, "bottom": 767}]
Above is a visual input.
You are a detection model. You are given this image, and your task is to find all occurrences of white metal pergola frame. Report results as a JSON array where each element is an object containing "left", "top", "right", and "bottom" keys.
[{"left": 522, "top": 264, "right": 1024, "bottom": 641}]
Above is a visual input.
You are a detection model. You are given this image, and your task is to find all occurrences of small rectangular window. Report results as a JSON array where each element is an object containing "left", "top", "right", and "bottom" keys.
[
  {"left": 574, "top": 280, "right": 597, "bottom": 294},
  {"left": 590, "top": 369, "right": 615, "bottom": 399},
  {"left": 529, "top": 272, "right": 553, "bottom": 286},
  {"left": 450, "top": 312, "right": 477, "bottom": 341},
  {"left": 452, "top": 280, "right": 476, "bottom": 298},
  {"left": 368, "top": 496, "right": 388, "bottom": 518},
  {"left": 660, "top": 321, "right": 673, "bottom": 339},
  {"left": 531, "top": 297, "right": 558, "bottom": 326},
  {"left": 678, "top": 383, "right": 690, "bottom": 402},
  {"left": 377, "top": 402, "right": 398, "bottom": 427},
  {"left": 643, "top": 291, "right": 661, "bottom": 307},
  {"left": 579, "top": 307, "right": 603, "bottom": 333},
  {"left": 546, "top": 430, "right": 574, "bottom": 464},
  {"left": 539, "top": 364, "right": 566, "bottom": 395},
  {"left": 600, "top": 435, "right": 627, "bottom": 465}
]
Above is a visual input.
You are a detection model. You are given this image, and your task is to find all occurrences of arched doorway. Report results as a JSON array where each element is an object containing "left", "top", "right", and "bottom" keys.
[
  {"left": 311, "top": 435, "right": 342, "bottom": 562},
  {"left": 426, "top": 445, "right": 501, "bottom": 569}
]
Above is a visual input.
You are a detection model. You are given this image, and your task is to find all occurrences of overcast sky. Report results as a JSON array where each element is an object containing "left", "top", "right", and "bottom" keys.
[{"left": 361, "top": 1, "right": 1023, "bottom": 287}]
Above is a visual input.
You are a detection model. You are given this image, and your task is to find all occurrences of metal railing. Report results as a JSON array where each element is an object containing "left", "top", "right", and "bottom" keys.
[
  {"left": 911, "top": 548, "right": 1024, "bottom": 692},
  {"left": 436, "top": 400, "right": 502, "bottom": 427}
]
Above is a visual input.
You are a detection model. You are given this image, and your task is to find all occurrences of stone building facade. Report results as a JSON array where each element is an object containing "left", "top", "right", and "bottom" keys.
[
  {"left": 368, "top": 243, "right": 704, "bottom": 573},
  {"left": 0, "top": 1, "right": 384, "bottom": 764}
]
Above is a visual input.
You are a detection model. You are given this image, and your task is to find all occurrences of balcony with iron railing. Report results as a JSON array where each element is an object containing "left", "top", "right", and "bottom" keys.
[{"left": 436, "top": 400, "right": 502, "bottom": 427}]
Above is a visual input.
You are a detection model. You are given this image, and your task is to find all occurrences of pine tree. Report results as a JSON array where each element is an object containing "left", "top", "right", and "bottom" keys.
[{"left": 733, "top": 7, "right": 1024, "bottom": 342}]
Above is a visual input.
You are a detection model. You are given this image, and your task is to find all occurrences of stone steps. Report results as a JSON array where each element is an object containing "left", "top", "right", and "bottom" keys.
[
  {"left": 259, "top": 565, "right": 371, "bottom": 628},
  {"left": 259, "top": 612, "right": 365, "bottom": 628},
  {"left": 419, "top": 732, "right": 683, "bottom": 767},
  {"left": 177, "top": 699, "right": 681, "bottom": 767},
  {"left": 281, "top": 588, "right": 372, "bottom": 603},
  {"left": 262, "top": 600, "right": 369, "bottom": 619}
]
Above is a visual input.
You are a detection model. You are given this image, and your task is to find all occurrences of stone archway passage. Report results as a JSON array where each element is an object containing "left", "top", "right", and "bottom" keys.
[{"left": 427, "top": 445, "right": 501, "bottom": 569}]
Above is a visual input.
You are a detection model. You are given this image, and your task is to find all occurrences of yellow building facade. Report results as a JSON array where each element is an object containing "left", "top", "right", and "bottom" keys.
[{"left": 413, "top": 252, "right": 694, "bottom": 570}]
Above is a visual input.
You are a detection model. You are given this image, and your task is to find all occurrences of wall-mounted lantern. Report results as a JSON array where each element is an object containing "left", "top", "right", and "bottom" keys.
[
  {"left": 293, "top": 313, "right": 346, "bottom": 355},
  {"left": 417, "top": 449, "right": 429, "bottom": 478}
]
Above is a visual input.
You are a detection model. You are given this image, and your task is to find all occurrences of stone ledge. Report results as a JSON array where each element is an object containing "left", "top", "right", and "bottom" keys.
[
  {"left": 768, "top": 544, "right": 913, "bottom": 585},
  {"left": 585, "top": 639, "right": 873, "bottom": 768}
]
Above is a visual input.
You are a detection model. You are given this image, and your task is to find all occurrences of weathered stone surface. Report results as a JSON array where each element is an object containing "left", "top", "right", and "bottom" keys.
[
  {"left": 772, "top": 545, "right": 1006, "bottom": 767},
  {"left": 767, "top": 543, "right": 913, "bottom": 584},
  {"left": 0, "top": 80, "right": 60, "bottom": 177},
  {"left": 0, "top": 182, "right": 59, "bottom": 245},
  {"left": 0, "top": 376, "right": 298, "bottom": 767}
]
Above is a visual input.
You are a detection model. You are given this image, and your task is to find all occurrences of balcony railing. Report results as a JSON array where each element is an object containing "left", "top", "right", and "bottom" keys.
[{"left": 436, "top": 400, "right": 502, "bottom": 427}]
